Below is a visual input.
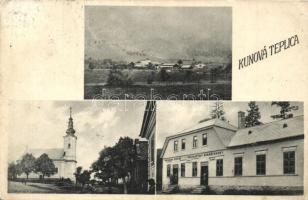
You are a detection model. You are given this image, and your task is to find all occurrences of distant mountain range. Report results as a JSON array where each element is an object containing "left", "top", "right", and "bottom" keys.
[
  {"left": 85, "top": 7, "right": 232, "bottom": 63},
  {"left": 85, "top": 38, "right": 231, "bottom": 64}
]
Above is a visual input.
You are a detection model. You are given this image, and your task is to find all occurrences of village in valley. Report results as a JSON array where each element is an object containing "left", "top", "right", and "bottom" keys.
[
  {"left": 85, "top": 57, "right": 220, "bottom": 71},
  {"left": 84, "top": 7, "right": 232, "bottom": 100},
  {"left": 84, "top": 57, "right": 232, "bottom": 100}
]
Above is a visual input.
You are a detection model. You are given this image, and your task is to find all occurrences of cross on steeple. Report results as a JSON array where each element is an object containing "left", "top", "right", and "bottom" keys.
[{"left": 69, "top": 107, "right": 72, "bottom": 118}]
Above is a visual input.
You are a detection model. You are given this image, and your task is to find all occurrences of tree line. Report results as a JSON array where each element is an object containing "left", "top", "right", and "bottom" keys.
[
  {"left": 8, "top": 153, "right": 57, "bottom": 183},
  {"left": 210, "top": 101, "right": 298, "bottom": 128}
]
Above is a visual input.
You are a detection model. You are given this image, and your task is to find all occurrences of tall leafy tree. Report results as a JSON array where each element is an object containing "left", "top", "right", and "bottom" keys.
[
  {"left": 8, "top": 162, "right": 22, "bottom": 180},
  {"left": 20, "top": 153, "right": 36, "bottom": 182},
  {"left": 35, "top": 153, "right": 57, "bottom": 179},
  {"left": 210, "top": 101, "right": 226, "bottom": 121},
  {"left": 245, "top": 101, "right": 261, "bottom": 127},
  {"left": 79, "top": 170, "right": 91, "bottom": 188},
  {"left": 74, "top": 166, "right": 83, "bottom": 185},
  {"left": 91, "top": 137, "right": 136, "bottom": 194},
  {"left": 91, "top": 147, "right": 117, "bottom": 184},
  {"left": 114, "top": 137, "right": 136, "bottom": 194},
  {"left": 74, "top": 166, "right": 91, "bottom": 188},
  {"left": 271, "top": 101, "right": 298, "bottom": 119}
]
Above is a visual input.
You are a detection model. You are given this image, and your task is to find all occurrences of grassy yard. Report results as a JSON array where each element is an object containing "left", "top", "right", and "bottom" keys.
[
  {"left": 8, "top": 181, "right": 67, "bottom": 193},
  {"left": 8, "top": 181, "right": 138, "bottom": 194}
]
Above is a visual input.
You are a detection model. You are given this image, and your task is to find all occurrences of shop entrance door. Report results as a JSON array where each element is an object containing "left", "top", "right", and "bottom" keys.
[
  {"left": 200, "top": 162, "right": 208, "bottom": 186},
  {"left": 172, "top": 164, "right": 179, "bottom": 184}
]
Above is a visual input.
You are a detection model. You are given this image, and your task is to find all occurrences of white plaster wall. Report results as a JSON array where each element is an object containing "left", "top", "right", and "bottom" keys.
[
  {"left": 162, "top": 138, "right": 303, "bottom": 188},
  {"left": 63, "top": 135, "right": 77, "bottom": 161},
  {"left": 63, "top": 161, "right": 76, "bottom": 181},
  {"left": 163, "top": 128, "right": 226, "bottom": 159}
]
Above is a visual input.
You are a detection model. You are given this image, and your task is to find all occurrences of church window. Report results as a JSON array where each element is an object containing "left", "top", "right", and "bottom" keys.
[
  {"left": 55, "top": 168, "right": 58, "bottom": 173},
  {"left": 63, "top": 152, "right": 66, "bottom": 156},
  {"left": 68, "top": 143, "right": 71, "bottom": 148}
]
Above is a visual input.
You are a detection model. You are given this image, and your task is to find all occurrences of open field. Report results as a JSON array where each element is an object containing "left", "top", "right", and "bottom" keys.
[
  {"left": 84, "top": 82, "right": 231, "bottom": 100},
  {"left": 84, "top": 69, "right": 231, "bottom": 100},
  {"left": 85, "top": 69, "right": 231, "bottom": 84}
]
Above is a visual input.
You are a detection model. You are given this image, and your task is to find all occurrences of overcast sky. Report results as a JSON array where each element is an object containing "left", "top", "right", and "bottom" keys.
[
  {"left": 8, "top": 101, "right": 146, "bottom": 169},
  {"left": 85, "top": 6, "right": 232, "bottom": 62},
  {"left": 156, "top": 101, "right": 303, "bottom": 148}
]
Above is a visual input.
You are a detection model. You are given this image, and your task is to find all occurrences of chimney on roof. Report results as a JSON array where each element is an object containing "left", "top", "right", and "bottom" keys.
[{"left": 238, "top": 111, "right": 246, "bottom": 129}]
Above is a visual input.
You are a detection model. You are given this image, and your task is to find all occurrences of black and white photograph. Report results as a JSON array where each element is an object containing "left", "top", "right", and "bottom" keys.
[
  {"left": 2, "top": 1, "right": 308, "bottom": 200},
  {"left": 84, "top": 6, "right": 232, "bottom": 100},
  {"left": 7, "top": 101, "right": 156, "bottom": 194},
  {"left": 156, "top": 101, "right": 304, "bottom": 195}
]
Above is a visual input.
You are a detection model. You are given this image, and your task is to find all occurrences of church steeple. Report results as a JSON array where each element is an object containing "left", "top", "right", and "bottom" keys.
[{"left": 66, "top": 107, "right": 75, "bottom": 135}]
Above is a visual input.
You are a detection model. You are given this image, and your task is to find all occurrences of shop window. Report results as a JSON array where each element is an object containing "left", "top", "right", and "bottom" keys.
[
  {"left": 256, "top": 154, "right": 266, "bottom": 175},
  {"left": 167, "top": 164, "right": 171, "bottom": 177},
  {"left": 181, "top": 163, "right": 185, "bottom": 177},
  {"left": 216, "top": 159, "right": 223, "bottom": 176},
  {"left": 192, "top": 162, "right": 197, "bottom": 177},
  {"left": 284, "top": 151, "right": 295, "bottom": 174},
  {"left": 234, "top": 157, "right": 242, "bottom": 176}
]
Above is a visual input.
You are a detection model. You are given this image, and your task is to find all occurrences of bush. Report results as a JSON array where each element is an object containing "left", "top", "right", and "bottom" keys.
[
  {"left": 107, "top": 69, "right": 133, "bottom": 86},
  {"left": 159, "top": 68, "right": 169, "bottom": 82},
  {"left": 147, "top": 71, "right": 155, "bottom": 84}
]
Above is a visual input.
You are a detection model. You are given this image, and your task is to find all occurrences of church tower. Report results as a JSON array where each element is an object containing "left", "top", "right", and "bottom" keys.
[{"left": 63, "top": 107, "right": 77, "bottom": 180}]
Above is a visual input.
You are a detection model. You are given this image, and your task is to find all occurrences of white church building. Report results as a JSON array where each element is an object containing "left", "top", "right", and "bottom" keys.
[{"left": 19, "top": 108, "right": 77, "bottom": 181}]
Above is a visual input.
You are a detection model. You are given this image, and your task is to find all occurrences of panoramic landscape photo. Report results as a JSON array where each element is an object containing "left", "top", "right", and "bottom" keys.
[{"left": 84, "top": 6, "right": 232, "bottom": 100}]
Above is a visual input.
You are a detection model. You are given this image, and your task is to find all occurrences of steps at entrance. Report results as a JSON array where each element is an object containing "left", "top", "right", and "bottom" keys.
[
  {"left": 162, "top": 185, "right": 178, "bottom": 194},
  {"left": 191, "top": 185, "right": 208, "bottom": 194}
]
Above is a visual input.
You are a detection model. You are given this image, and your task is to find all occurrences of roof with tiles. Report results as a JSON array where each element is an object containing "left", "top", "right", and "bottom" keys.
[
  {"left": 28, "top": 148, "right": 64, "bottom": 160},
  {"left": 175, "top": 118, "right": 237, "bottom": 136},
  {"left": 160, "top": 115, "right": 304, "bottom": 158},
  {"left": 228, "top": 115, "right": 304, "bottom": 147}
]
